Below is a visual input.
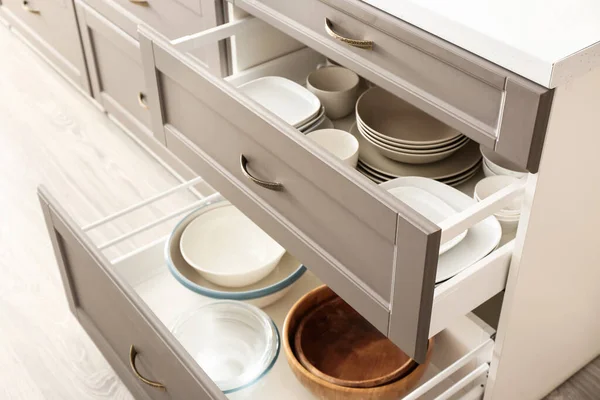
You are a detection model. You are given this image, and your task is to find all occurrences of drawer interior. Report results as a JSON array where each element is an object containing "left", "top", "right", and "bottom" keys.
[{"left": 75, "top": 172, "right": 514, "bottom": 398}]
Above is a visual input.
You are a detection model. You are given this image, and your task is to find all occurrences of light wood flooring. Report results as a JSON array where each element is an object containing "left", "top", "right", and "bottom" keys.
[{"left": 0, "top": 20, "right": 598, "bottom": 400}]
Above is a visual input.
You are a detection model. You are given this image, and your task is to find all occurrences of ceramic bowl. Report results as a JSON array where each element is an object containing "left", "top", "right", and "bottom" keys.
[
  {"left": 171, "top": 301, "right": 279, "bottom": 393},
  {"left": 283, "top": 285, "right": 433, "bottom": 399},
  {"left": 166, "top": 203, "right": 307, "bottom": 308},
  {"left": 306, "top": 128, "right": 359, "bottom": 167},
  {"left": 179, "top": 203, "right": 285, "bottom": 288},
  {"left": 480, "top": 144, "right": 528, "bottom": 178},
  {"left": 307, "top": 67, "right": 360, "bottom": 119},
  {"left": 474, "top": 176, "right": 523, "bottom": 234}
]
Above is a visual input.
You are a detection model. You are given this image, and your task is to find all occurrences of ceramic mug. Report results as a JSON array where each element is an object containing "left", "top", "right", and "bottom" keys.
[{"left": 307, "top": 67, "right": 360, "bottom": 119}]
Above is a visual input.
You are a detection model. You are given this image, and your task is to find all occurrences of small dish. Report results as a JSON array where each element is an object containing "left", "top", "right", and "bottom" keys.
[
  {"left": 307, "top": 66, "right": 360, "bottom": 119},
  {"left": 239, "top": 76, "right": 321, "bottom": 128},
  {"left": 166, "top": 203, "right": 307, "bottom": 308},
  {"left": 474, "top": 176, "right": 523, "bottom": 214},
  {"left": 295, "top": 296, "right": 415, "bottom": 388},
  {"left": 387, "top": 186, "right": 467, "bottom": 254},
  {"left": 171, "top": 301, "right": 279, "bottom": 393},
  {"left": 180, "top": 203, "right": 285, "bottom": 287},
  {"left": 306, "top": 128, "right": 359, "bottom": 167}
]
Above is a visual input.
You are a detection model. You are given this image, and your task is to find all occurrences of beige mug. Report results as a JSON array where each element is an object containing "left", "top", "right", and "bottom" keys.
[{"left": 307, "top": 67, "right": 360, "bottom": 120}]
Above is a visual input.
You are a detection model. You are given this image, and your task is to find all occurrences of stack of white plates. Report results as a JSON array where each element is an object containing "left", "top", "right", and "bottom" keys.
[
  {"left": 238, "top": 76, "right": 332, "bottom": 133},
  {"left": 356, "top": 87, "right": 469, "bottom": 164},
  {"left": 351, "top": 123, "right": 482, "bottom": 186},
  {"left": 480, "top": 145, "right": 528, "bottom": 178}
]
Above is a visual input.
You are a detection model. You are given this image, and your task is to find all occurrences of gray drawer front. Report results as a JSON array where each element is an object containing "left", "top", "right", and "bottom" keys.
[
  {"left": 236, "top": 0, "right": 553, "bottom": 172},
  {"left": 39, "top": 188, "right": 226, "bottom": 400},
  {"left": 140, "top": 26, "right": 440, "bottom": 362},
  {"left": 80, "top": 0, "right": 223, "bottom": 75},
  {"left": 0, "top": 0, "right": 89, "bottom": 91},
  {"left": 76, "top": 0, "right": 152, "bottom": 134}
]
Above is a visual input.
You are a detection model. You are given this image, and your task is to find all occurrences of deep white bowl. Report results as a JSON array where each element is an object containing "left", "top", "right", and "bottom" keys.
[
  {"left": 474, "top": 176, "right": 523, "bottom": 233},
  {"left": 180, "top": 204, "right": 285, "bottom": 288},
  {"left": 480, "top": 145, "right": 528, "bottom": 178},
  {"left": 171, "top": 301, "right": 279, "bottom": 393},
  {"left": 306, "top": 128, "right": 359, "bottom": 167}
]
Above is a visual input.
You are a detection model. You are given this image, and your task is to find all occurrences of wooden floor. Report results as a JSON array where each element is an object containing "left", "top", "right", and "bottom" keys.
[{"left": 0, "top": 21, "right": 598, "bottom": 400}]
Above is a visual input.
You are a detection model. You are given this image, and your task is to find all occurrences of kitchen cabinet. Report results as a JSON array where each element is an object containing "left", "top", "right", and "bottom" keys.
[
  {"left": 7, "top": 0, "right": 597, "bottom": 398},
  {"left": 0, "top": 0, "right": 89, "bottom": 92}
]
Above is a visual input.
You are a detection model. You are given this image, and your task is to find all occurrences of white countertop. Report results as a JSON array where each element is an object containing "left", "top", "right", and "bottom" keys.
[{"left": 362, "top": 0, "right": 600, "bottom": 88}]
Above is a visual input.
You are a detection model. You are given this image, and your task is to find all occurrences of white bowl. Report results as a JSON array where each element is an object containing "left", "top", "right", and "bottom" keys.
[
  {"left": 480, "top": 145, "right": 528, "bottom": 178},
  {"left": 474, "top": 176, "right": 523, "bottom": 234},
  {"left": 306, "top": 128, "right": 359, "bottom": 167},
  {"left": 495, "top": 215, "right": 520, "bottom": 234},
  {"left": 171, "top": 301, "right": 279, "bottom": 393},
  {"left": 482, "top": 159, "right": 496, "bottom": 177},
  {"left": 180, "top": 205, "right": 286, "bottom": 288}
]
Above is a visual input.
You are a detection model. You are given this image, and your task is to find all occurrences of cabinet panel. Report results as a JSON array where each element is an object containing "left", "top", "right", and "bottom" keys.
[{"left": 0, "top": 0, "right": 89, "bottom": 91}]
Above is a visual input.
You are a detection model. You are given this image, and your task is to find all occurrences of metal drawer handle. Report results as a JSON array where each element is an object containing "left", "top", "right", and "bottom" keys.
[
  {"left": 129, "top": 345, "right": 165, "bottom": 389},
  {"left": 22, "top": 1, "right": 40, "bottom": 14},
  {"left": 137, "top": 92, "right": 149, "bottom": 109},
  {"left": 324, "top": 18, "right": 373, "bottom": 49},
  {"left": 240, "top": 155, "right": 283, "bottom": 191}
]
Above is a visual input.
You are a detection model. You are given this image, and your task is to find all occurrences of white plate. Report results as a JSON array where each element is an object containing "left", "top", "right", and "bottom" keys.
[
  {"left": 298, "top": 106, "right": 326, "bottom": 132},
  {"left": 387, "top": 186, "right": 467, "bottom": 254},
  {"left": 239, "top": 77, "right": 321, "bottom": 128},
  {"left": 351, "top": 123, "right": 482, "bottom": 180},
  {"left": 380, "top": 177, "right": 501, "bottom": 283}
]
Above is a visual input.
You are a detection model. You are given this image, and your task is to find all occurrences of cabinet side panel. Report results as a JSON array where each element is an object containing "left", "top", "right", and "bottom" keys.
[{"left": 486, "top": 68, "right": 600, "bottom": 400}]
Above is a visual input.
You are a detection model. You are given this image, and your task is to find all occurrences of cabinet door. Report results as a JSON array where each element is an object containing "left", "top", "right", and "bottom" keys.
[
  {"left": 39, "top": 187, "right": 226, "bottom": 400},
  {"left": 0, "top": 0, "right": 90, "bottom": 92},
  {"left": 75, "top": 0, "right": 153, "bottom": 138}
]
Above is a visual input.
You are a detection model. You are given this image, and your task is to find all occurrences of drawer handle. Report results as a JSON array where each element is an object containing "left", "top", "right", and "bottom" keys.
[
  {"left": 324, "top": 18, "right": 373, "bottom": 49},
  {"left": 22, "top": 1, "right": 40, "bottom": 14},
  {"left": 137, "top": 92, "right": 149, "bottom": 109},
  {"left": 129, "top": 345, "right": 165, "bottom": 389},
  {"left": 240, "top": 155, "right": 283, "bottom": 191}
]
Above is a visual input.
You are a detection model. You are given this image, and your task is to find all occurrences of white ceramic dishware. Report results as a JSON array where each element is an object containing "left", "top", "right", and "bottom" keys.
[
  {"left": 171, "top": 301, "right": 279, "bottom": 393},
  {"left": 387, "top": 186, "right": 467, "bottom": 254},
  {"left": 474, "top": 176, "right": 523, "bottom": 233},
  {"left": 380, "top": 177, "right": 502, "bottom": 283},
  {"left": 297, "top": 106, "right": 326, "bottom": 132},
  {"left": 166, "top": 203, "right": 307, "bottom": 308},
  {"left": 180, "top": 204, "right": 286, "bottom": 288},
  {"left": 306, "top": 128, "right": 359, "bottom": 167},
  {"left": 239, "top": 76, "right": 321, "bottom": 128},
  {"left": 350, "top": 123, "right": 482, "bottom": 180},
  {"left": 307, "top": 66, "right": 360, "bottom": 119},
  {"left": 356, "top": 87, "right": 462, "bottom": 145},
  {"left": 480, "top": 144, "right": 528, "bottom": 178}
]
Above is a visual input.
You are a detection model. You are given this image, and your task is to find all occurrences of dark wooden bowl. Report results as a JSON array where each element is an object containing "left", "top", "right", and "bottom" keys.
[
  {"left": 295, "top": 296, "right": 415, "bottom": 388},
  {"left": 283, "top": 285, "right": 433, "bottom": 399}
]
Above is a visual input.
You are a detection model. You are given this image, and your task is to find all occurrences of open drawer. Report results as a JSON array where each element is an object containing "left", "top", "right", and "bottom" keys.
[
  {"left": 137, "top": 20, "right": 527, "bottom": 362},
  {"left": 40, "top": 179, "right": 497, "bottom": 399}
]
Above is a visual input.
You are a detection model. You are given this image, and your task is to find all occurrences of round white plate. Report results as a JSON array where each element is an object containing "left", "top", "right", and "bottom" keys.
[
  {"left": 351, "top": 123, "right": 481, "bottom": 180},
  {"left": 380, "top": 177, "right": 501, "bottom": 283},
  {"left": 298, "top": 106, "right": 326, "bottom": 132},
  {"left": 356, "top": 87, "right": 462, "bottom": 145},
  {"left": 387, "top": 186, "right": 467, "bottom": 254},
  {"left": 239, "top": 76, "right": 321, "bottom": 128}
]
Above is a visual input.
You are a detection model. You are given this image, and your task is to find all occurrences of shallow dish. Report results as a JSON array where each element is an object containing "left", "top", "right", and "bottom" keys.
[
  {"left": 351, "top": 124, "right": 481, "bottom": 180},
  {"left": 284, "top": 285, "right": 433, "bottom": 399},
  {"left": 172, "top": 301, "right": 279, "bottom": 393},
  {"left": 297, "top": 106, "right": 326, "bottom": 132},
  {"left": 239, "top": 76, "right": 321, "bottom": 128},
  {"left": 356, "top": 87, "right": 462, "bottom": 145},
  {"left": 166, "top": 203, "right": 306, "bottom": 308},
  {"left": 380, "top": 177, "right": 502, "bottom": 283},
  {"left": 307, "top": 128, "right": 359, "bottom": 167},
  {"left": 387, "top": 186, "right": 467, "bottom": 254},
  {"left": 180, "top": 203, "right": 285, "bottom": 288}
]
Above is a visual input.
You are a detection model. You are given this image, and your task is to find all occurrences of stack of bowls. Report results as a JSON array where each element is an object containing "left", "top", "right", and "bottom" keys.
[
  {"left": 474, "top": 176, "right": 524, "bottom": 234},
  {"left": 238, "top": 76, "right": 327, "bottom": 133},
  {"left": 284, "top": 285, "right": 433, "bottom": 399},
  {"left": 171, "top": 301, "right": 280, "bottom": 393},
  {"left": 166, "top": 196, "right": 306, "bottom": 308},
  {"left": 480, "top": 144, "right": 528, "bottom": 178},
  {"left": 352, "top": 87, "right": 482, "bottom": 186}
]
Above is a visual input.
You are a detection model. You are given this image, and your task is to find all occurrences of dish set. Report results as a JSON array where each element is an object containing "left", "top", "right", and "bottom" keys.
[{"left": 474, "top": 176, "right": 524, "bottom": 233}]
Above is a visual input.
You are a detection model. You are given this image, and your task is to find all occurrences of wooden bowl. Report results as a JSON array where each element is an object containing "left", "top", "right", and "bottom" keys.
[
  {"left": 283, "top": 285, "right": 433, "bottom": 399},
  {"left": 294, "top": 296, "right": 415, "bottom": 388}
]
